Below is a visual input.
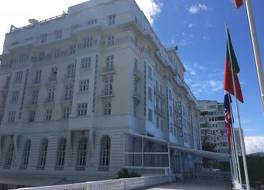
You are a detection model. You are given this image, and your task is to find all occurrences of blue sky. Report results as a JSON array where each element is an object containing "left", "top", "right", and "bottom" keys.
[
  {"left": 150, "top": 0, "right": 264, "bottom": 137},
  {"left": 0, "top": 0, "right": 263, "bottom": 152}
]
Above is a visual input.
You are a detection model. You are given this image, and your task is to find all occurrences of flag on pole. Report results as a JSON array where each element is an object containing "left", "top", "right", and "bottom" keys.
[
  {"left": 224, "top": 94, "right": 233, "bottom": 153},
  {"left": 233, "top": 0, "right": 243, "bottom": 8},
  {"left": 224, "top": 29, "right": 244, "bottom": 103}
]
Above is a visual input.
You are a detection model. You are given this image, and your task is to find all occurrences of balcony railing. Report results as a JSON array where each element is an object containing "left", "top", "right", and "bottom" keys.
[
  {"left": 101, "top": 67, "right": 114, "bottom": 75},
  {"left": 99, "top": 90, "right": 114, "bottom": 98}
]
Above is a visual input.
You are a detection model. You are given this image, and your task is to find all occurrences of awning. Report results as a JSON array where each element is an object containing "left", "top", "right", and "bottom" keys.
[
  {"left": 127, "top": 132, "right": 230, "bottom": 161},
  {"left": 170, "top": 144, "right": 230, "bottom": 161}
]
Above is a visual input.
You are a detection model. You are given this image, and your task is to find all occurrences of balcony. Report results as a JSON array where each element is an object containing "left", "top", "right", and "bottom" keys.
[
  {"left": 133, "top": 91, "right": 141, "bottom": 103},
  {"left": 101, "top": 67, "right": 114, "bottom": 76},
  {"left": 64, "top": 74, "right": 75, "bottom": 81},
  {"left": 133, "top": 69, "right": 140, "bottom": 80},
  {"left": 45, "top": 98, "right": 55, "bottom": 105},
  {"left": 99, "top": 90, "right": 114, "bottom": 98},
  {"left": 61, "top": 96, "right": 73, "bottom": 103},
  {"left": 47, "top": 76, "right": 57, "bottom": 85}
]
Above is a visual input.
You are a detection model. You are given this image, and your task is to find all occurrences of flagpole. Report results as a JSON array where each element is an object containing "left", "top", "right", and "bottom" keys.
[
  {"left": 230, "top": 133, "right": 238, "bottom": 182},
  {"left": 228, "top": 94, "right": 242, "bottom": 185},
  {"left": 225, "top": 26, "right": 250, "bottom": 190},
  {"left": 244, "top": 0, "right": 264, "bottom": 110},
  {"left": 232, "top": 127, "right": 242, "bottom": 184}
]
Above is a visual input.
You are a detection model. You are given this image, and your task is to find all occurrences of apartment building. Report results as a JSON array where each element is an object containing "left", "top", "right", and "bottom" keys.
[
  {"left": 198, "top": 100, "right": 228, "bottom": 153},
  {"left": 0, "top": 0, "right": 203, "bottom": 187}
]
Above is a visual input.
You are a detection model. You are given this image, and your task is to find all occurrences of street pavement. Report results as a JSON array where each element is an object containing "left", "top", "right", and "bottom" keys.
[{"left": 140, "top": 179, "right": 231, "bottom": 190}]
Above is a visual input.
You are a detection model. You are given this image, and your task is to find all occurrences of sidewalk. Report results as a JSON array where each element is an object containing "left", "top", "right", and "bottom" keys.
[{"left": 140, "top": 178, "right": 231, "bottom": 190}]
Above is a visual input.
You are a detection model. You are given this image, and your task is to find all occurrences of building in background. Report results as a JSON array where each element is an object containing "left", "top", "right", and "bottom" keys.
[
  {"left": 0, "top": 0, "right": 227, "bottom": 188},
  {"left": 198, "top": 100, "right": 228, "bottom": 153},
  {"left": 234, "top": 128, "right": 242, "bottom": 156}
]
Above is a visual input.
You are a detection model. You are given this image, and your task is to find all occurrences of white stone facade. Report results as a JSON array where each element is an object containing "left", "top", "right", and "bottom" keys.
[
  {"left": 198, "top": 100, "right": 228, "bottom": 153},
  {"left": 0, "top": 0, "right": 201, "bottom": 187}
]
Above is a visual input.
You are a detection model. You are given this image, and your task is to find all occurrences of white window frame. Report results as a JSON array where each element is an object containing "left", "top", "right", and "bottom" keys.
[
  {"left": 77, "top": 103, "right": 88, "bottom": 116},
  {"left": 37, "top": 139, "right": 48, "bottom": 170},
  {"left": 76, "top": 137, "right": 87, "bottom": 170},
  {"left": 55, "top": 138, "right": 66, "bottom": 170},
  {"left": 20, "top": 140, "right": 31, "bottom": 169},
  {"left": 99, "top": 136, "right": 111, "bottom": 170},
  {"left": 79, "top": 79, "right": 89, "bottom": 93}
]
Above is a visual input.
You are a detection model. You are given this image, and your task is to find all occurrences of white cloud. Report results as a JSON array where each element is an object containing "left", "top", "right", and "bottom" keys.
[
  {"left": 184, "top": 64, "right": 197, "bottom": 76},
  {"left": 245, "top": 136, "right": 264, "bottom": 154},
  {"left": 188, "top": 23, "right": 194, "bottom": 28},
  {"left": 207, "top": 80, "right": 222, "bottom": 92},
  {"left": 135, "top": 0, "right": 163, "bottom": 24},
  {"left": 188, "top": 4, "right": 208, "bottom": 15}
]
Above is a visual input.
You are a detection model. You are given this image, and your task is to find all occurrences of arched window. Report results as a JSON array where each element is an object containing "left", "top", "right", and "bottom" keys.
[
  {"left": 99, "top": 136, "right": 111, "bottom": 170},
  {"left": 55, "top": 138, "right": 66, "bottom": 170},
  {"left": 37, "top": 139, "right": 48, "bottom": 170},
  {"left": 4, "top": 142, "right": 14, "bottom": 169},
  {"left": 20, "top": 140, "right": 31, "bottom": 169},
  {"left": 76, "top": 137, "right": 87, "bottom": 170}
]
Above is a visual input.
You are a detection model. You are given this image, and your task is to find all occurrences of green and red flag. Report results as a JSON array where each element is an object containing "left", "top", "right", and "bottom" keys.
[
  {"left": 233, "top": 0, "right": 243, "bottom": 8},
  {"left": 224, "top": 28, "right": 244, "bottom": 103}
]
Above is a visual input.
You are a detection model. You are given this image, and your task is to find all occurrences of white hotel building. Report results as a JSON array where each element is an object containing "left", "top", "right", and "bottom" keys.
[{"left": 0, "top": 0, "right": 224, "bottom": 188}]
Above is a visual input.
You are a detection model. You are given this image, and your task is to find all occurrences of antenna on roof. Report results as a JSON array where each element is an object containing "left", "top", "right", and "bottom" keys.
[{"left": 28, "top": 19, "right": 39, "bottom": 25}]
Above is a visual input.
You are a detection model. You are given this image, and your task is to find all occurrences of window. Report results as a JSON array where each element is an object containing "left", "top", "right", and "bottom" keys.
[
  {"left": 108, "top": 14, "right": 116, "bottom": 25},
  {"left": 14, "top": 71, "right": 23, "bottom": 82},
  {"left": 107, "top": 36, "right": 114, "bottom": 46},
  {"left": 66, "top": 64, "right": 76, "bottom": 78},
  {"left": 69, "top": 44, "right": 76, "bottom": 55},
  {"left": 148, "top": 86, "right": 152, "bottom": 101},
  {"left": 81, "top": 57, "right": 91, "bottom": 70},
  {"left": 103, "top": 102, "right": 111, "bottom": 115},
  {"left": 106, "top": 56, "right": 114, "bottom": 71},
  {"left": 148, "top": 65, "right": 152, "bottom": 80},
  {"left": 49, "top": 67, "right": 57, "bottom": 81},
  {"left": 55, "top": 30, "right": 62, "bottom": 40},
  {"left": 34, "top": 70, "right": 42, "bottom": 83},
  {"left": 77, "top": 103, "right": 88, "bottom": 116},
  {"left": 148, "top": 108, "right": 153, "bottom": 121},
  {"left": 63, "top": 107, "right": 71, "bottom": 119},
  {"left": 99, "top": 136, "right": 111, "bottom": 170},
  {"left": 55, "top": 138, "right": 66, "bottom": 170},
  {"left": 37, "top": 139, "right": 48, "bottom": 169},
  {"left": 3, "top": 142, "right": 14, "bottom": 169},
  {"left": 32, "top": 89, "right": 39, "bottom": 104},
  {"left": 104, "top": 78, "right": 113, "bottom": 96},
  {"left": 79, "top": 79, "right": 89, "bottom": 93},
  {"left": 47, "top": 87, "right": 55, "bottom": 102},
  {"left": 40, "top": 33, "right": 47, "bottom": 43},
  {"left": 76, "top": 137, "right": 87, "bottom": 170},
  {"left": 87, "top": 19, "right": 97, "bottom": 25},
  {"left": 169, "top": 90, "right": 172, "bottom": 100},
  {"left": 20, "top": 140, "right": 31, "bottom": 169},
  {"left": 11, "top": 91, "right": 19, "bottom": 104},
  {"left": 28, "top": 110, "right": 36, "bottom": 122},
  {"left": 7, "top": 111, "right": 16, "bottom": 123},
  {"left": 64, "top": 84, "right": 73, "bottom": 100},
  {"left": 54, "top": 48, "right": 61, "bottom": 58},
  {"left": 45, "top": 109, "right": 52, "bottom": 121},
  {"left": 83, "top": 37, "right": 93, "bottom": 48}
]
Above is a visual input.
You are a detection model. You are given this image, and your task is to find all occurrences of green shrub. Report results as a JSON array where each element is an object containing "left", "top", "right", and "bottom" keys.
[
  {"left": 117, "top": 168, "right": 130, "bottom": 178},
  {"left": 117, "top": 168, "right": 141, "bottom": 178}
]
